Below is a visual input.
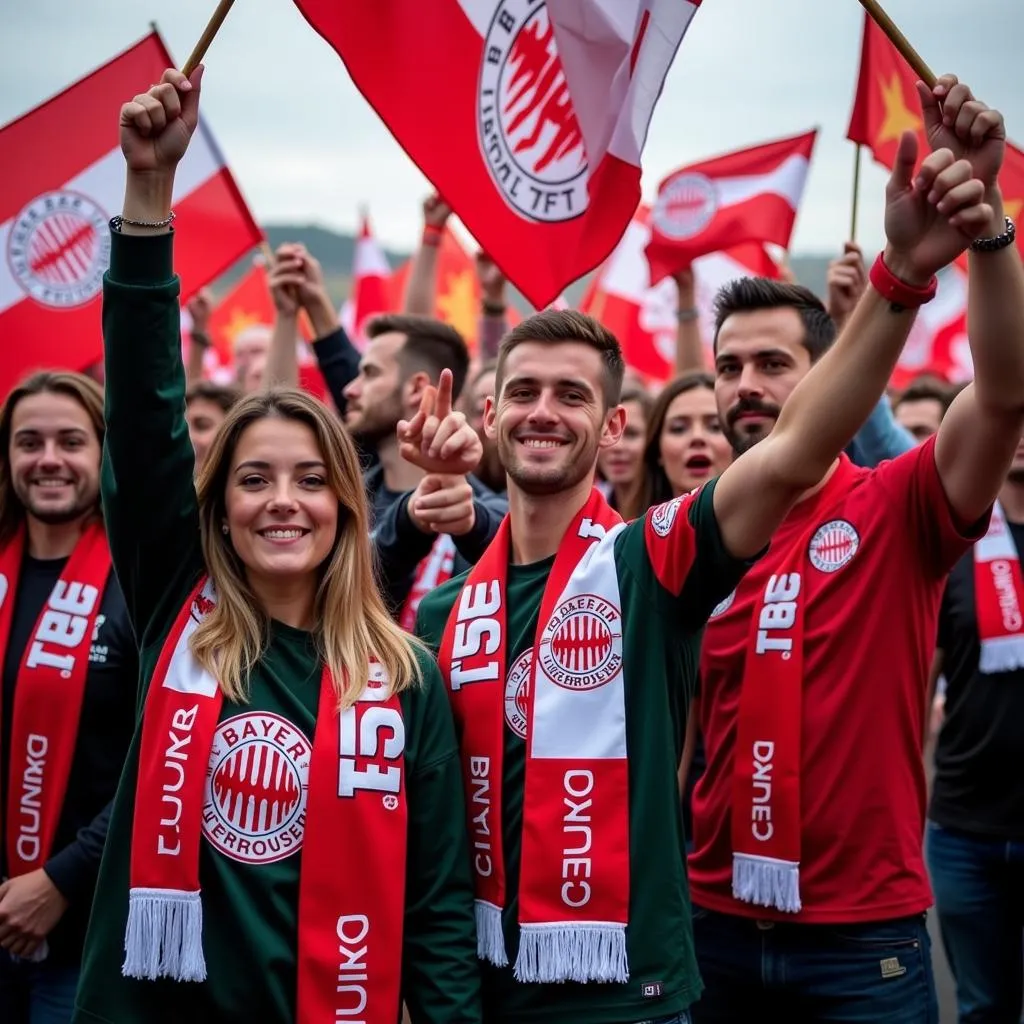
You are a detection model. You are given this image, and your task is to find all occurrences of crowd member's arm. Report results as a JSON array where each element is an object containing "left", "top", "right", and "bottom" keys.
[
  {"left": 264, "top": 244, "right": 303, "bottom": 387},
  {"left": 404, "top": 193, "right": 450, "bottom": 315},
  {"left": 713, "top": 134, "right": 994, "bottom": 560},
  {"left": 827, "top": 243, "right": 917, "bottom": 466},
  {"left": 101, "top": 66, "right": 207, "bottom": 637},
  {"left": 925, "top": 79, "right": 1024, "bottom": 524},
  {"left": 185, "top": 288, "right": 213, "bottom": 385},
  {"left": 673, "top": 267, "right": 706, "bottom": 374},
  {"left": 401, "top": 659, "right": 482, "bottom": 1022},
  {"left": 476, "top": 251, "right": 508, "bottom": 360}
]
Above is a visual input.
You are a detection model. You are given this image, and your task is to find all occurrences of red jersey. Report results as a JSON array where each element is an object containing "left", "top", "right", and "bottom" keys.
[{"left": 689, "top": 438, "right": 986, "bottom": 923}]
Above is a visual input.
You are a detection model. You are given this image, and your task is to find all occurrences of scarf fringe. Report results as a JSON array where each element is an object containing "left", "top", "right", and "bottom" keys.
[
  {"left": 980, "top": 635, "right": 1024, "bottom": 675},
  {"left": 514, "top": 924, "right": 628, "bottom": 984},
  {"left": 475, "top": 900, "right": 509, "bottom": 967},
  {"left": 732, "top": 853, "right": 801, "bottom": 913},
  {"left": 123, "top": 887, "right": 205, "bottom": 982}
]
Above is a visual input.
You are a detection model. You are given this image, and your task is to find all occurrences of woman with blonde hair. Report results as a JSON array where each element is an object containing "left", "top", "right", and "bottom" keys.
[{"left": 72, "top": 67, "right": 481, "bottom": 1024}]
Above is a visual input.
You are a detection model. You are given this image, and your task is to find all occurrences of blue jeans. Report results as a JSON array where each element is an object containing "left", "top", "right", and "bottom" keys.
[
  {"left": 927, "top": 820, "right": 1024, "bottom": 1023},
  {"left": 690, "top": 905, "right": 937, "bottom": 1022},
  {"left": 0, "top": 949, "right": 78, "bottom": 1024}
]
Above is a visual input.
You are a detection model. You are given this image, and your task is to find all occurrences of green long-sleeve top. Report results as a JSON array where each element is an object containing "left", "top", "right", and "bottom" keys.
[{"left": 72, "top": 229, "right": 482, "bottom": 1024}]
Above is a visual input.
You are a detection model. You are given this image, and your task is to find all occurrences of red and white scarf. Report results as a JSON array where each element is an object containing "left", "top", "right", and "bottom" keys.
[
  {"left": 0, "top": 521, "right": 110, "bottom": 878},
  {"left": 400, "top": 534, "right": 457, "bottom": 632},
  {"left": 731, "top": 559, "right": 806, "bottom": 914},
  {"left": 438, "top": 489, "right": 631, "bottom": 983},
  {"left": 124, "top": 578, "right": 407, "bottom": 1024},
  {"left": 974, "top": 501, "right": 1024, "bottom": 674}
]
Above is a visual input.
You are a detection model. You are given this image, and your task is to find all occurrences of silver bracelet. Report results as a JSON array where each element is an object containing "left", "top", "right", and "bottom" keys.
[
  {"left": 676, "top": 306, "right": 699, "bottom": 323},
  {"left": 109, "top": 211, "right": 176, "bottom": 232}
]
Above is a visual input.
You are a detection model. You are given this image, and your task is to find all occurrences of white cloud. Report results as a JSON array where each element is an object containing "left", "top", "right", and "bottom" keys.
[{"left": 2, "top": 0, "right": 1021, "bottom": 264}]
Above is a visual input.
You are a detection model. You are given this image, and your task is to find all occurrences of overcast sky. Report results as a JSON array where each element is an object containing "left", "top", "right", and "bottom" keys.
[{"left": 2, "top": 0, "right": 1021, "bottom": 261}]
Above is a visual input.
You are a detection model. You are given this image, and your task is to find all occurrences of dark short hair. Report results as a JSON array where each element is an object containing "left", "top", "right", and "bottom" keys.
[
  {"left": 495, "top": 309, "right": 625, "bottom": 407},
  {"left": 713, "top": 278, "right": 836, "bottom": 363},
  {"left": 366, "top": 313, "right": 470, "bottom": 400},
  {"left": 893, "top": 376, "right": 954, "bottom": 415},
  {"left": 186, "top": 380, "right": 242, "bottom": 414}
]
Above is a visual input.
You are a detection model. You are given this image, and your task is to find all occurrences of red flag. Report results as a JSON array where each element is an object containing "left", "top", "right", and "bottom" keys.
[
  {"left": 0, "top": 32, "right": 262, "bottom": 395},
  {"left": 582, "top": 205, "right": 778, "bottom": 380},
  {"left": 349, "top": 213, "right": 391, "bottom": 345},
  {"left": 847, "top": 12, "right": 1024, "bottom": 258},
  {"left": 293, "top": 0, "right": 699, "bottom": 308},
  {"left": 645, "top": 130, "right": 816, "bottom": 285}
]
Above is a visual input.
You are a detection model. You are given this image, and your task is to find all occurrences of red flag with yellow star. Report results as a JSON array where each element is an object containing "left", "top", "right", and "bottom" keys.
[
  {"left": 846, "top": 14, "right": 927, "bottom": 167},
  {"left": 847, "top": 12, "right": 1024, "bottom": 258}
]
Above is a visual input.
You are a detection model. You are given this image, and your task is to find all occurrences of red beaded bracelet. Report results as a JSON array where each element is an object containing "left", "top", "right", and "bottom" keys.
[
  {"left": 421, "top": 224, "right": 443, "bottom": 248},
  {"left": 868, "top": 252, "right": 937, "bottom": 309}
]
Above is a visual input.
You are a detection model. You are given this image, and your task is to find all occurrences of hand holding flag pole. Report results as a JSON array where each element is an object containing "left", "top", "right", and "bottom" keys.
[{"left": 849, "top": 0, "right": 936, "bottom": 245}]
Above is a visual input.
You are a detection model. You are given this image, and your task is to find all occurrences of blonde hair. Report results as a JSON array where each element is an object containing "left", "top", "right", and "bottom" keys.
[{"left": 191, "top": 387, "right": 422, "bottom": 707}]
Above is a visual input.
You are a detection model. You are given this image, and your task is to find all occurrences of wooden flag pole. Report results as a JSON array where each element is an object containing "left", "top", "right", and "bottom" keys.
[
  {"left": 856, "top": 0, "right": 935, "bottom": 87},
  {"left": 182, "top": 0, "right": 236, "bottom": 75},
  {"left": 849, "top": 143, "right": 862, "bottom": 242}
]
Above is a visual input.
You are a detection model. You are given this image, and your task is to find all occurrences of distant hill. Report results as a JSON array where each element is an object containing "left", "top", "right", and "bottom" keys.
[{"left": 212, "top": 223, "right": 835, "bottom": 310}]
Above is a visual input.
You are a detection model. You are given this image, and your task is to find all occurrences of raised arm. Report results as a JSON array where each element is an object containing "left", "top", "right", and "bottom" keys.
[
  {"left": 103, "top": 66, "right": 208, "bottom": 634},
  {"left": 404, "top": 194, "right": 450, "bottom": 315},
  {"left": 714, "top": 132, "right": 996, "bottom": 559},
  {"left": 924, "top": 79, "right": 1024, "bottom": 523}
]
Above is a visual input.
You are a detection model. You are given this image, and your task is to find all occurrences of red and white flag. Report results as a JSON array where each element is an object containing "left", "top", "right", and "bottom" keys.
[
  {"left": 340, "top": 212, "right": 391, "bottom": 346},
  {"left": 0, "top": 33, "right": 262, "bottom": 396},
  {"left": 582, "top": 205, "right": 778, "bottom": 380},
  {"left": 645, "top": 129, "right": 816, "bottom": 285},
  {"left": 294, "top": 0, "right": 700, "bottom": 309}
]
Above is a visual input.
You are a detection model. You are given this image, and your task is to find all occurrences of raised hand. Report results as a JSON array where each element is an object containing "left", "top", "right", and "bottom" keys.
[
  {"left": 883, "top": 132, "right": 993, "bottom": 285},
  {"left": 187, "top": 287, "right": 215, "bottom": 333},
  {"left": 119, "top": 67, "right": 202, "bottom": 176},
  {"left": 267, "top": 244, "right": 305, "bottom": 316},
  {"left": 825, "top": 243, "right": 866, "bottom": 326},
  {"left": 918, "top": 76, "right": 1006, "bottom": 190},
  {"left": 397, "top": 369, "right": 482, "bottom": 475},
  {"left": 423, "top": 193, "right": 452, "bottom": 229}
]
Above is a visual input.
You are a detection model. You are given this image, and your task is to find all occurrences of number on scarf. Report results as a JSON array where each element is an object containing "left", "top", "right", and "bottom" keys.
[{"left": 338, "top": 705, "right": 404, "bottom": 797}]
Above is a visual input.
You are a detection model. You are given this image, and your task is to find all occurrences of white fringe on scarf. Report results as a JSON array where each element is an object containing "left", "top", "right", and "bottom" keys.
[
  {"left": 122, "top": 887, "right": 206, "bottom": 982},
  {"left": 732, "top": 852, "right": 801, "bottom": 913},
  {"left": 475, "top": 900, "right": 508, "bottom": 967},
  {"left": 514, "top": 923, "right": 628, "bottom": 983},
  {"left": 980, "top": 635, "right": 1024, "bottom": 675}
]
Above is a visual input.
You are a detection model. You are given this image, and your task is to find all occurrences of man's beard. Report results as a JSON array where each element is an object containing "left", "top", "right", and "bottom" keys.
[
  {"left": 347, "top": 393, "right": 403, "bottom": 451},
  {"left": 16, "top": 486, "right": 95, "bottom": 526},
  {"left": 723, "top": 397, "right": 781, "bottom": 456}
]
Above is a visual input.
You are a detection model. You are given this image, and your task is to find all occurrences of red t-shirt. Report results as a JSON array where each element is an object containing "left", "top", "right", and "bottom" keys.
[{"left": 689, "top": 438, "right": 986, "bottom": 923}]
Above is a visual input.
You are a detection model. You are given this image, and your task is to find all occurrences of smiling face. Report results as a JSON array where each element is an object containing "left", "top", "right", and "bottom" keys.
[
  {"left": 9, "top": 391, "right": 101, "bottom": 526},
  {"left": 341, "top": 331, "right": 408, "bottom": 445},
  {"left": 658, "top": 386, "right": 731, "bottom": 495},
  {"left": 224, "top": 416, "right": 339, "bottom": 584},
  {"left": 486, "top": 341, "right": 624, "bottom": 497},
  {"left": 599, "top": 398, "right": 647, "bottom": 487},
  {"left": 714, "top": 306, "right": 813, "bottom": 456}
]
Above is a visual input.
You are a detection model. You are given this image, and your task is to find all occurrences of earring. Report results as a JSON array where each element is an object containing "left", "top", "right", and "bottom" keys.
[{"left": 221, "top": 523, "right": 229, "bottom": 535}]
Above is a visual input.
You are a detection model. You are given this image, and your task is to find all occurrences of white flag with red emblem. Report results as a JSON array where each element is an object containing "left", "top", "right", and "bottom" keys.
[
  {"left": 645, "top": 129, "right": 817, "bottom": 285},
  {"left": 294, "top": 0, "right": 700, "bottom": 309},
  {"left": 582, "top": 205, "right": 779, "bottom": 381},
  {"left": 0, "top": 32, "right": 262, "bottom": 396}
]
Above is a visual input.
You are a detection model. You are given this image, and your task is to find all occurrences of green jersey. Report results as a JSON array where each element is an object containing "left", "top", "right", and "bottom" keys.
[
  {"left": 417, "top": 485, "right": 751, "bottom": 1023},
  {"left": 73, "top": 231, "right": 481, "bottom": 1024}
]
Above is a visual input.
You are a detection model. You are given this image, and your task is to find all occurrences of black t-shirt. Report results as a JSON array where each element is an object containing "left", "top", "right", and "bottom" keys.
[
  {"left": 930, "top": 518, "right": 1024, "bottom": 838},
  {"left": 0, "top": 553, "right": 137, "bottom": 964}
]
